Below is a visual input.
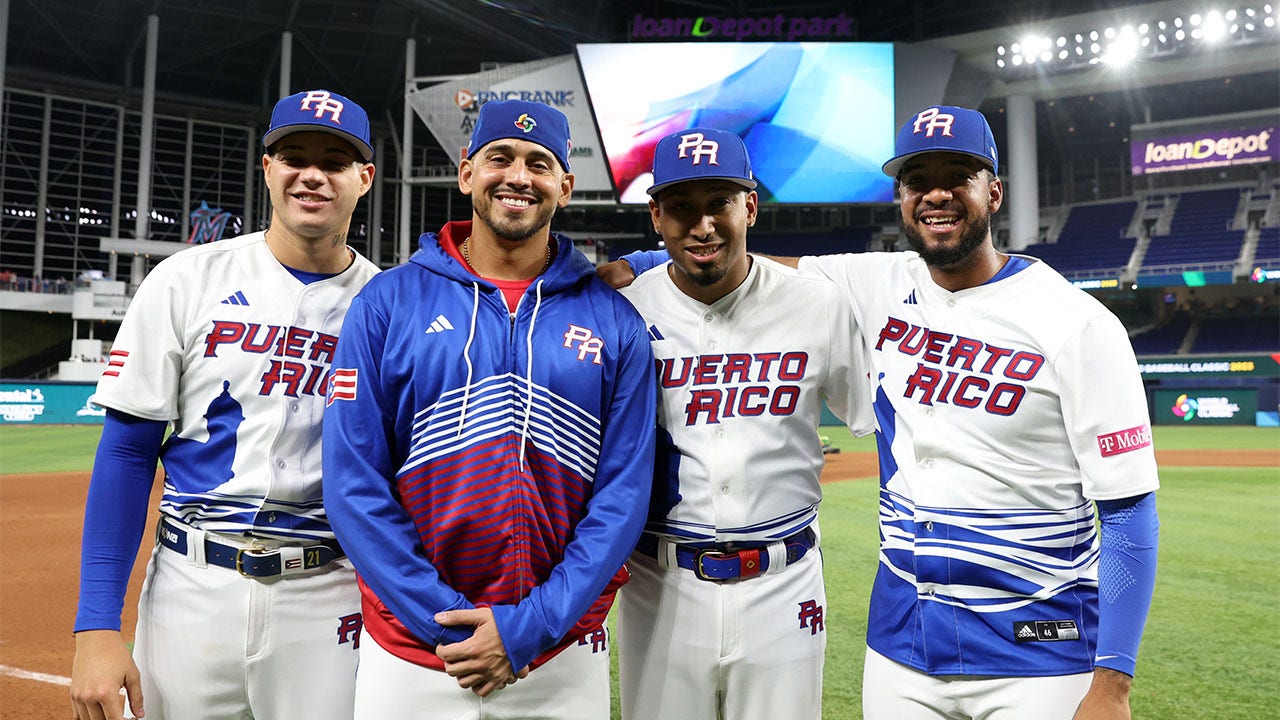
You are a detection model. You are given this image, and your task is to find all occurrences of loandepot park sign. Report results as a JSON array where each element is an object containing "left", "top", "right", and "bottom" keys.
[{"left": 631, "top": 13, "right": 856, "bottom": 41}]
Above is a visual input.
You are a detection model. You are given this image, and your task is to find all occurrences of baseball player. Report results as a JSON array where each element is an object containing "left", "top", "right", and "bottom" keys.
[
  {"left": 614, "top": 127, "right": 875, "bottom": 720},
  {"left": 320, "top": 99, "right": 656, "bottom": 719},
  {"left": 70, "top": 89, "right": 378, "bottom": 720},
  {"left": 615, "top": 106, "right": 1161, "bottom": 720}
]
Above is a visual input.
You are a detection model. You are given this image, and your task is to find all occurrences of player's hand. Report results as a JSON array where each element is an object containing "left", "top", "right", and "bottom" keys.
[
  {"left": 1072, "top": 667, "right": 1132, "bottom": 720},
  {"left": 595, "top": 259, "right": 637, "bottom": 289},
  {"left": 70, "top": 630, "right": 144, "bottom": 720},
  {"left": 434, "top": 608, "right": 527, "bottom": 697}
]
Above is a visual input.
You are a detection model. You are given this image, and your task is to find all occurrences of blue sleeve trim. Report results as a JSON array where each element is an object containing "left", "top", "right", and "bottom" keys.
[
  {"left": 620, "top": 249, "right": 669, "bottom": 276},
  {"left": 1094, "top": 492, "right": 1159, "bottom": 676},
  {"left": 74, "top": 409, "right": 166, "bottom": 632}
]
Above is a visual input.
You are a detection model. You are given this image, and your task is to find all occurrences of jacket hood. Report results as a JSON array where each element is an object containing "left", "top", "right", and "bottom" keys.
[{"left": 410, "top": 221, "right": 596, "bottom": 294}]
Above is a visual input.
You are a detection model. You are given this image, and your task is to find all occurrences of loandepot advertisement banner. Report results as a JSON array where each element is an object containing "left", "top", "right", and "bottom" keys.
[
  {"left": 1152, "top": 388, "right": 1258, "bottom": 426},
  {"left": 0, "top": 381, "right": 104, "bottom": 425},
  {"left": 1130, "top": 111, "right": 1278, "bottom": 176},
  {"left": 406, "top": 55, "right": 612, "bottom": 193}
]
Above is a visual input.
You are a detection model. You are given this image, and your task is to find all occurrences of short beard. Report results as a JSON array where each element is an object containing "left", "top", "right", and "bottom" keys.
[
  {"left": 686, "top": 264, "right": 728, "bottom": 287},
  {"left": 901, "top": 210, "right": 990, "bottom": 270}
]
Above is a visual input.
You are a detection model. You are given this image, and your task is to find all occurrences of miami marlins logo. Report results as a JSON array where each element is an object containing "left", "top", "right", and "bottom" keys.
[
  {"left": 299, "top": 90, "right": 344, "bottom": 123},
  {"left": 911, "top": 107, "right": 955, "bottom": 138},
  {"left": 514, "top": 113, "right": 537, "bottom": 133},
  {"left": 676, "top": 132, "right": 720, "bottom": 165}
]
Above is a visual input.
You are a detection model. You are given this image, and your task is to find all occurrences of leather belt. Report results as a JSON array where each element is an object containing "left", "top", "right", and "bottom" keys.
[
  {"left": 635, "top": 527, "right": 815, "bottom": 582},
  {"left": 157, "top": 516, "right": 344, "bottom": 578}
]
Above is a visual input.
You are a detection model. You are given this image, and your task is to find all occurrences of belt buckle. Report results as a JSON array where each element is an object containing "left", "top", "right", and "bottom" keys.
[
  {"left": 234, "top": 542, "right": 272, "bottom": 578},
  {"left": 693, "top": 548, "right": 734, "bottom": 582}
]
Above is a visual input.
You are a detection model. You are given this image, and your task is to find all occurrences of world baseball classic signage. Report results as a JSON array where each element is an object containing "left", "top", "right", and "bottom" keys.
[
  {"left": 1152, "top": 388, "right": 1258, "bottom": 426},
  {"left": 1130, "top": 125, "right": 1277, "bottom": 175}
]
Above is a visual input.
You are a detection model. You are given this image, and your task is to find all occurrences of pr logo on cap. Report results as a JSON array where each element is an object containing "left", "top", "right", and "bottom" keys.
[
  {"left": 514, "top": 113, "right": 537, "bottom": 133},
  {"left": 676, "top": 133, "right": 722, "bottom": 166},
  {"left": 299, "top": 90, "right": 345, "bottom": 124},
  {"left": 911, "top": 108, "right": 954, "bottom": 138}
]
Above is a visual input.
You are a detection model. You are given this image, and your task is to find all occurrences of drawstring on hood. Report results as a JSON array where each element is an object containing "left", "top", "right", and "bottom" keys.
[
  {"left": 456, "top": 282, "right": 481, "bottom": 439},
  {"left": 518, "top": 279, "right": 546, "bottom": 472}
]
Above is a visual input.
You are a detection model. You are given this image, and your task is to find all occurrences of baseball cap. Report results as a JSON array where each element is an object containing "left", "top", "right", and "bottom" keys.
[
  {"left": 646, "top": 127, "right": 758, "bottom": 196},
  {"left": 881, "top": 106, "right": 998, "bottom": 178},
  {"left": 262, "top": 89, "right": 374, "bottom": 162},
  {"left": 466, "top": 99, "right": 572, "bottom": 171}
]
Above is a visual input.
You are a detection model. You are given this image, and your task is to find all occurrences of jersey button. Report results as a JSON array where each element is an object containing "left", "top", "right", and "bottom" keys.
[
  {"left": 925, "top": 408, "right": 936, "bottom": 417},
  {"left": 946, "top": 298, "right": 957, "bottom": 307},
  {"left": 276, "top": 460, "right": 286, "bottom": 469},
  {"left": 290, "top": 403, "right": 300, "bottom": 413},
  {"left": 268, "top": 512, "right": 277, "bottom": 523},
  {"left": 924, "top": 521, "right": 934, "bottom": 532},
  {"left": 703, "top": 312, "right": 714, "bottom": 323},
  {"left": 721, "top": 485, "right": 730, "bottom": 494},
  {"left": 715, "top": 428, "right": 726, "bottom": 438},
  {"left": 708, "top": 340, "right": 718, "bottom": 349}
]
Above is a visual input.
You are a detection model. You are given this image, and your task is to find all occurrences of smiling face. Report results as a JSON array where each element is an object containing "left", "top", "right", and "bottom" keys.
[
  {"left": 897, "top": 151, "right": 1003, "bottom": 272},
  {"left": 460, "top": 138, "right": 574, "bottom": 244},
  {"left": 650, "top": 180, "right": 757, "bottom": 304},
  {"left": 262, "top": 131, "right": 374, "bottom": 245}
]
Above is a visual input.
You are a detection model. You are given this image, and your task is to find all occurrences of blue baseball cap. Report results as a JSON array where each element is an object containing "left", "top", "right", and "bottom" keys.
[
  {"left": 646, "top": 127, "right": 758, "bottom": 196},
  {"left": 262, "top": 89, "right": 374, "bottom": 162},
  {"left": 882, "top": 106, "right": 998, "bottom": 178},
  {"left": 466, "top": 99, "right": 572, "bottom": 172}
]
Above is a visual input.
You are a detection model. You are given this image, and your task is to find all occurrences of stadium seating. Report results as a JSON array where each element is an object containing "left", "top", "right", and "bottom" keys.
[
  {"left": 1142, "top": 188, "right": 1246, "bottom": 268},
  {"left": 1192, "top": 313, "right": 1280, "bottom": 353},
  {"left": 1021, "top": 200, "right": 1137, "bottom": 274},
  {"left": 1255, "top": 225, "right": 1280, "bottom": 263},
  {"left": 1130, "top": 313, "right": 1193, "bottom": 355}
]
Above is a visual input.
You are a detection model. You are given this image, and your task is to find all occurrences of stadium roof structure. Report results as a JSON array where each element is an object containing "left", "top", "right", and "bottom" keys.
[{"left": 6, "top": 0, "right": 1276, "bottom": 154}]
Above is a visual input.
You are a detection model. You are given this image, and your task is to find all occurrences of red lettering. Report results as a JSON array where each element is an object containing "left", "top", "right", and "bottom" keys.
[
  {"left": 754, "top": 352, "right": 781, "bottom": 381},
  {"left": 921, "top": 331, "right": 953, "bottom": 364},
  {"left": 281, "top": 326, "right": 311, "bottom": 359},
  {"left": 936, "top": 371, "right": 959, "bottom": 404},
  {"left": 243, "top": 323, "right": 282, "bottom": 354},
  {"left": 979, "top": 345, "right": 1013, "bottom": 374},
  {"left": 309, "top": 332, "right": 339, "bottom": 364},
  {"left": 685, "top": 390, "right": 722, "bottom": 424},
  {"left": 723, "top": 354, "right": 753, "bottom": 383},
  {"left": 659, "top": 357, "right": 692, "bottom": 388},
  {"left": 738, "top": 386, "right": 769, "bottom": 416},
  {"left": 904, "top": 364, "right": 942, "bottom": 405},
  {"left": 769, "top": 385, "right": 800, "bottom": 415},
  {"left": 260, "top": 359, "right": 308, "bottom": 396},
  {"left": 1004, "top": 351, "right": 1045, "bottom": 381},
  {"left": 723, "top": 386, "right": 738, "bottom": 418},
  {"left": 947, "top": 336, "right": 983, "bottom": 370},
  {"left": 985, "top": 383, "right": 1025, "bottom": 415},
  {"left": 898, "top": 325, "right": 927, "bottom": 356},
  {"left": 876, "top": 317, "right": 908, "bottom": 350},
  {"left": 692, "top": 355, "right": 724, "bottom": 385},
  {"left": 953, "top": 376, "right": 988, "bottom": 408},
  {"left": 778, "top": 352, "right": 807, "bottom": 381},
  {"left": 204, "top": 321, "right": 245, "bottom": 357},
  {"left": 302, "top": 365, "right": 330, "bottom": 397}
]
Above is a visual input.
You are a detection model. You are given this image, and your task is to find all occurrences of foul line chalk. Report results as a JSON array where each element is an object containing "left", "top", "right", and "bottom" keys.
[{"left": 0, "top": 664, "right": 72, "bottom": 686}]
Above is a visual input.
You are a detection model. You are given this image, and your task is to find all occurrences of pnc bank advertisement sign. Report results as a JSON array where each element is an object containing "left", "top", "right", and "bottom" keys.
[{"left": 1152, "top": 388, "right": 1258, "bottom": 426}]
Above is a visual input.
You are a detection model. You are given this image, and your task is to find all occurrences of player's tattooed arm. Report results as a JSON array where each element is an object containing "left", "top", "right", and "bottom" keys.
[{"left": 1072, "top": 667, "right": 1133, "bottom": 720}]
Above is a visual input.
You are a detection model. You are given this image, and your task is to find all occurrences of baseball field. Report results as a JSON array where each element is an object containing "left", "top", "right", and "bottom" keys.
[{"left": 1, "top": 424, "right": 1276, "bottom": 718}]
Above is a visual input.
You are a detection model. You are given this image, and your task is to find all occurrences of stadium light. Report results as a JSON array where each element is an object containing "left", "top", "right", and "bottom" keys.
[{"left": 993, "top": 3, "right": 1280, "bottom": 74}]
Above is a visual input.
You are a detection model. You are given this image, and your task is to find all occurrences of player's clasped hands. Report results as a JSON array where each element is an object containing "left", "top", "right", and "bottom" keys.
[{"left": 434, "top": 607, "right": 531, "bottom": 697}]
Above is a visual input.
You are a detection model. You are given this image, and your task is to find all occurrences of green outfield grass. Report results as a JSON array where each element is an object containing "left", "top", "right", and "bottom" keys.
[{"left": 2, "top": 423, "right": 1277, "bottom": 717}]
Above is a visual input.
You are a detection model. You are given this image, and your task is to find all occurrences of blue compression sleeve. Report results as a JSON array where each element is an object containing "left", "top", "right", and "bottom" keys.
[
  {"left": 619, "top": 249, "right": 669, "bottom": 276},
  {"left": 74, "top": 409, "right": 166, "bottom": 632},
  {"left": 1094, "top": 492, "right": 1159, "bottom": 676}
]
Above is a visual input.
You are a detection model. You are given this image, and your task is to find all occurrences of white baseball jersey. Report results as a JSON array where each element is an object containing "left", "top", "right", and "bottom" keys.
[
  {"left": 93, "top": 231, "right": 380, "bottom": 541},
  {"left": 799, "top": 251, "right": 1160, "bottom": 677},
  {"left": 617, "top": 256, "right": 874, "bottom": 720},
  {"left": 619, "top": 256, "right": 875, "bottom": 545}
]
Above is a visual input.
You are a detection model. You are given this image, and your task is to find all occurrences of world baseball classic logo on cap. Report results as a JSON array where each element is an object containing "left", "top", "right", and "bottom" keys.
[
  {"left": 881, "top": 105, "right": 998, "bottom": 178},
  {"left": 262, "top": 89, "right": 374, "bottom": 162},
  {"left": 646, "top": 127, "right": 758, "bottom": 196},
  {"left": 466, "top": 99, "right": 573, "bottom": 171}
]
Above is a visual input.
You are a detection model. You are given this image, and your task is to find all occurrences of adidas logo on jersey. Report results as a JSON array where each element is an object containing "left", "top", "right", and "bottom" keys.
[
  {"left": 646, "top": 324, "right": 665, "bottom": 341},
  {"left": 1015, "top": 623, "right": 1037, "bottom": 640},
  {"left": 221, "top": 290, "right": 249, "bottom": 306},
  {"left": 903, "top": 290, "right": 918, "bottom": 305},
  {"left": 424, "top": 314, "right": 454, "bottom": 334}
]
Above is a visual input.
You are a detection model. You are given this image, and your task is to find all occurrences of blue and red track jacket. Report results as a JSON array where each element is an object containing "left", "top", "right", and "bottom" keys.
[{"left": 323, "top": 221, "right": 656, "bottom": 673}]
